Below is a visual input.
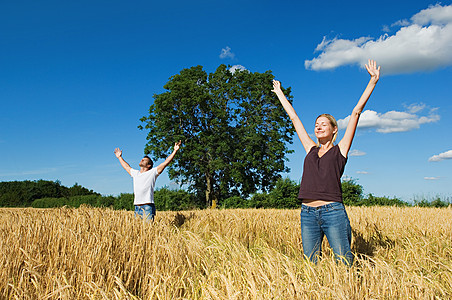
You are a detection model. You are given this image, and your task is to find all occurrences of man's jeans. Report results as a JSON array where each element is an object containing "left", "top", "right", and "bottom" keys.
[
  {"left": 134, "top": 203, "right": 156, "bottom": 221},
  {"left": 300, "top": 202, "right": 353, "bottom": 265}
]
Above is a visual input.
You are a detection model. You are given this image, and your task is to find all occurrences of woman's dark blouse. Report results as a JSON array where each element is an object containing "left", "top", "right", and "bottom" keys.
[{"left": 298, "top": 145, "right": 347, "bottom": 202}]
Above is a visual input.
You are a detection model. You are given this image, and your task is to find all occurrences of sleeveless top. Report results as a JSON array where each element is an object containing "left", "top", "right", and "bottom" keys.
[{"left": 298, "top": 145, "right": 347, "bottom": 202}]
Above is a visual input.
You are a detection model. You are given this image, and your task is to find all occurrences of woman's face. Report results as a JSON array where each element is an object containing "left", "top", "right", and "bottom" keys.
[{"left": 315, "top": 116, "right": 337, "bottom": 141}]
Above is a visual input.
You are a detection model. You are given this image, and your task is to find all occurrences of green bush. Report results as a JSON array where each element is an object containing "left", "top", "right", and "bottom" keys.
[
  {"left": 365, "top": 194, "right": 408, "bottom": 207},
  {"left": 154, "top": 187, "right": 200, "bottom": 211},
  {"left": 342, "top": 179, "right": 364, "bottom": 206},
  {"left": 414, "top": 196, "right": 450, "bottom": 208},
  {"left": 67, "top": 195, "right": 101, "bottom": 208},
  {"left": 113, "top": 193, "right": 134, "bottom": 210},
  {"left": 430, "top": 198, "right": 449, "bottom": 208},
  {"left": 269, "top": 177, "right": 299, "bottom": 208},
  {"left": 222, "top": 196, "right": 247, "bottom": 208},
  {"left": 245, "top": 178, "right": 299, "bottom": 209},
  {"left": 32, "top": 197, "right": 66, "bottom": 208},
  {"left": 248, "top": 192, "right": 272, "bottom": 208}
]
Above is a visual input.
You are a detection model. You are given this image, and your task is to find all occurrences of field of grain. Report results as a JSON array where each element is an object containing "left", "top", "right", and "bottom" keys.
[{"left": 1, "top": 206, "right": 451, "bottom": 299}]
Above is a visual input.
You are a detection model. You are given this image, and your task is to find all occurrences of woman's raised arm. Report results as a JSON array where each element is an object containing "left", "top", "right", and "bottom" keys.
[
  {"left": 272, "top": 80, "right": 316, "bottom": 153},
  {"left": 338, "top": 59, "right": 380, "bottom": 157}
]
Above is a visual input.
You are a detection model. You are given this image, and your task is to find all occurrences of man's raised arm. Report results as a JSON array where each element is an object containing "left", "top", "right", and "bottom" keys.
[
  {"left": 157, "top": 141, "right": 182, "bottom": 175},
  {"left": 114, "top": 148, "right": 132, "bottom": 175}
]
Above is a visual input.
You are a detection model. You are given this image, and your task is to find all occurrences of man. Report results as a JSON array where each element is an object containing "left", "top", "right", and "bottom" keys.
[{"left": 114, "top": 141, "right": 181, "bottom": 221}]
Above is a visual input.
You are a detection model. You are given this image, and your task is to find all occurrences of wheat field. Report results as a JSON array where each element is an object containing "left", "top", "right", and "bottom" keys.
[{"left": 1, "top": 206, "right": 451, "bottom": 299}]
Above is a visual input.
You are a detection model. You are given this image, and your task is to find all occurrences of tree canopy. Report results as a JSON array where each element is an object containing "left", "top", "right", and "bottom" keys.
[{"left": 139, "top": 65, "right": 295, "bottom": 206}]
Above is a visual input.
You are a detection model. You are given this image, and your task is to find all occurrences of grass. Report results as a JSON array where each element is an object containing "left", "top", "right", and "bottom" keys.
[{"left": 1, "top": 206, "right": 451, "bottom": 299}]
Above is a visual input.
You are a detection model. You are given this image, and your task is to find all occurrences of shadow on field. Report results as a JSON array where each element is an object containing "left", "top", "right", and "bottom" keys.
[
  {"left": 352, "top": 225, "right": 395, "bottom": 257},
  {"left": 170, "top": 212, "right": 195, "bottom": 227}
]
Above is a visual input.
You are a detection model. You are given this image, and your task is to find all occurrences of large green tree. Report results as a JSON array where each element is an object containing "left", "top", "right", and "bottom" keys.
[{"left": 139, "top": 65, "right": 295, "bottom": 207}]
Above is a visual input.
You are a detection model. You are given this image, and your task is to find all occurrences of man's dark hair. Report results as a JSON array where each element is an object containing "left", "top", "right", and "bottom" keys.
[{"left": 143, "top": 156, "right": 154, "bottom": 168}]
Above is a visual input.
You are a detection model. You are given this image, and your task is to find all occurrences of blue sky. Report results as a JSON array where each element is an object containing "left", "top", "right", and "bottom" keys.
[{"left": 1, "top": 0, "right": 451, "bottom": 202}]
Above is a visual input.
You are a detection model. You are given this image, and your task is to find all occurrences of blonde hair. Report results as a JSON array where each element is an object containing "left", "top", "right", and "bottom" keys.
[{"left": 316, "top": 113, "right": 338, "bottom": 145}]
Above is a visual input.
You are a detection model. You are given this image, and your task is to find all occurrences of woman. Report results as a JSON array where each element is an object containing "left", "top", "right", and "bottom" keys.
[{"left": 272, "top": 60, "right": 380, "bottom": 265}]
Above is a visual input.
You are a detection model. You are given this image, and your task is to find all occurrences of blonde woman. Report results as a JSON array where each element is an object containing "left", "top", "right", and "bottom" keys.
[{"left": 272, "top": 60, "right": 380, "bottom": 265}]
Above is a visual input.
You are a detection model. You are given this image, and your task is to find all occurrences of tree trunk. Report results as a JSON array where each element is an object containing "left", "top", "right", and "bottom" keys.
[{"left": 205, "top": 172, "right": 212, "bottom": 208}]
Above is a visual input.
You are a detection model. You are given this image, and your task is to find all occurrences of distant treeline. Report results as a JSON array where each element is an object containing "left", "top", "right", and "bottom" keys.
[
  {"left": 0, "top": 180, "right": 98, "bottom": 207},
  {"left": 0, "top": 179, "right": 450, "bottom": 210}
]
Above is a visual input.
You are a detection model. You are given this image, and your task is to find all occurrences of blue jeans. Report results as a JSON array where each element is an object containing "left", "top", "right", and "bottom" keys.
[
  {"left": 134, "top": 203, "right": 156, "bottom": 221},
  {"left": 300, "top": 202, "right": 353, "bottom": 265}
]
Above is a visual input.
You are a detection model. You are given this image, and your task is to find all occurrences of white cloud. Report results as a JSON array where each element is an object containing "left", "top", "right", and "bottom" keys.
[
  {"left": 349, "top": 149, "right": 366, "bottom": 156},
  {"left": 337, "top": 104, "right": 439, "bottom": 133},
  {"left": 405, "top": 103, "right": 426, "bottom": 114},
  {"left": 428, "top": 150, "right": 452, "bottom": 162},
  {"left": 411, "top": 4, "right": 452, "bottom": 25},
  {"left": 392, "top": 19, "right": 411, "bottom": 27},
  {"left": 305, "top": 4, "right": 452, "bottom": 74},
  {"left": 356, "top": 171, "right": 369, "bottom": 174},
  {"left": 424, "top": 176, "right": 440, "bottom": 180},
  {"left": 220, "top": 46, "right": 235, "bottom": 59},
  {"left": 229, "top": 65, "right": 247, "bottom": 74}
]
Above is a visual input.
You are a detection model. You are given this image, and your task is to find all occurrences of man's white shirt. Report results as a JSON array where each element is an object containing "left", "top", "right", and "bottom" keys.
[{"left": 130, "top": 167, "right": 159, "bottom": 205}]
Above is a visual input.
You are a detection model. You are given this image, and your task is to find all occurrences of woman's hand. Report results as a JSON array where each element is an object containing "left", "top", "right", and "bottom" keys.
[{"left": 365, "top": 59, "right": 380, "bottom": 82}]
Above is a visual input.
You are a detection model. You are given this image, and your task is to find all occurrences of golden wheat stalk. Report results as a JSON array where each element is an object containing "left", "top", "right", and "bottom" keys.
[{"left": 1, "top": 206, "right": 451, "bottom": 299}]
